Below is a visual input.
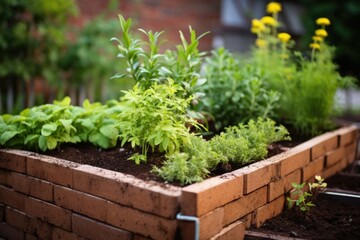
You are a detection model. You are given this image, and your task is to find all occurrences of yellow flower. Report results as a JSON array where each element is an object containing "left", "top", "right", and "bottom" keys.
[
  {"left": 312, "top": 36, "right": 323, "bottom": 42},
  {"left": 315, "top": 29, "right": 328, "bottom": 37},
  {"left": 256, "top": 39, "right": 267, "bottom": 48},
  {"left": 266, "top": 2, "right": 282, "bottom": 14},
  {"left": 261, "top": 16, "right": 277, "bottom": 27},
  {"left": 278, "top": 32, "right": 291, "bottom": 43},
  {"left": 316, "top": 17, "right": 331, "bottom": 26},
  {"left": 310, "top": 43, "right": 321, "bottom": 50},
  {"left": 251, "top": 27, "right": 260, "bottom": 34},
  {"left": 251, "top": 19, "right": 265, "bottom": 33},
  {"left": 252, "top": 19, "right": 262, "bottom": 28}
]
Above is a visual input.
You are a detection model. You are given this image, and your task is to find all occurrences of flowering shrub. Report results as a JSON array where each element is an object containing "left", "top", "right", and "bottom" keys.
[{"left": 250, "top": 2, "right": 354, "bottom": 136}]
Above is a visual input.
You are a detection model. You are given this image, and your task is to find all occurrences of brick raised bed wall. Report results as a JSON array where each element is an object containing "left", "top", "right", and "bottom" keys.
[{"left": 0, "top": 125, "right": 358, "bottom": 239}]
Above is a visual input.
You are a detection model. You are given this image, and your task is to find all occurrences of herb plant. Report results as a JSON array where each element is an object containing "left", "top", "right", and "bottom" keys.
[
  {"left": 154, "top": 118, "right": 290, "bottom": 185},
  {"left": 287, "top": 175, "right": 327, "bottom": 212},
  {"left": 111, "top": 15, "right": 207, "bottom": 99},
  {"left": 250, "top": 2, "right": 354, "bottom": 136},
  {"left": 199, "top": 47, "right": 280, "bottom": 131},
  {"left": 209, "top": 118, "right": 290, "bottom": 165},
  {"left": 118, "top": 80, "right": 201, "bottom": 164}
]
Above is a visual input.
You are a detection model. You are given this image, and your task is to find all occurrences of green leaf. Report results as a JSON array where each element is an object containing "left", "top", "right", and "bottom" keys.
[
  {"left": 24, "top": 134, "right": 39, "bottom": 145},
  {"left": 38, "top": 136, "right": 48, "bottom": 151},
  {"left": 53, "top": 96, "right": 71, "bottom": 106},
  {"left": 59, "top": 119, "right": 73, "bottom": 133},
  {"left": 0, "top": 131, "right": 19, "bottom": 145},
  {"left": 47, "top": 136, "right": 58, "bottom": 150},
  {"left": 128, "top": 153, "right": 147, "bottom": 164},
  {"left": 41, "top": 123, "right": 58, "bottom": 137},
  {"left": 99, "top": 124, "right": 118, "bottom": 140},
  {"left": 79, "top": 119, "right": 95, "bottom": 129}
]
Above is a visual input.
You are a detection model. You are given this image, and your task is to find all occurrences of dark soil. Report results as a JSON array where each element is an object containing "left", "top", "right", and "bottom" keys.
[{"left": 45, "top": 141, "right": 291, "bottom": 186}]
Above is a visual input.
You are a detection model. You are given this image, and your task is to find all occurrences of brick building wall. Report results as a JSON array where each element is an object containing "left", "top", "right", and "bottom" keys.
[{"left": 75, "top": 0, "right": 221, "bottom": 51}]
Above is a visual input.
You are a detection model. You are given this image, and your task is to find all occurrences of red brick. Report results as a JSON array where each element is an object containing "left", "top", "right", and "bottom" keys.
[
  {"left": 54, "top": 185, "right": 107, "bottom": 222},
  {"left": 323, "top": 161, "right": 344, "bottom": 179},
  {"left": 0, "top": 149, "right": 28, "bottom": 173},
  {"left": 0, "top": 185, "right": 26, "bottom": 211},
  {"left": 303, "top": 156, "right": 325, "bottom": 181},
  {"left": 0, "top": 222, "right": 24, "bottom": 240},
  {"left": 326, "top": 147, "right": 345, "bottom": 167},
  {"left": 52, "top": 227, "right": 87, "bottom": 240},
  {"left": 337, "top": 125, "right": 359, "bottom": 146},
  {"left": 12, "top": 173, "right": 54, "bottom": 202},
  {"left": 73, "top": 165, "right": 181, "bottom": 218},
  {"left": 241, "top": 160, "right": 277, "bottom": 194},
  {"left": 25, "top": 197, "right": 71, "bottom": 231},
  {"left": 311, "top": 132, "right": 339, "bottom": 160},
  {"left": 180, "top": 207, "right": 224, "bottom": 240},
  {"left": 341, "top": 156, "right": 350, "bottom": 170},
  {"left": 72, "top": 213, "right": 132, "bottom": 240},
  {"left": 5, "top": 207, "right": 52, "bottom": 239},
  {"left": 345, "top": 141, "right": 357, "bottom": 164},
  {"left": 0, "top": 169, "right": 12, "bottom": 187},
  {"left": 26, "top": 154, "right": 80, "bottom": 188},
  {"left": 278, "top": 145, "right": 311, "bottom": 177},
  {"left": 107, "top": 201, "right": 177, "bottom": 240},
  {"left": 268, "top": 170, "right": 301, "bottom": 202},
  {"left": 253, "top": 196, "right": 285, "bottom": 228},
  {"left": 223, "top": 186, "right": 267, "bottom": 226},
  {"left": 242, "top": 213, "right": 252, "bottom": 229},
  {"left": 181, "top": 171, "right": 243, "bottom": 216},
  {"left": 210, "top": 220, "right": 245, "bottom": 240}
]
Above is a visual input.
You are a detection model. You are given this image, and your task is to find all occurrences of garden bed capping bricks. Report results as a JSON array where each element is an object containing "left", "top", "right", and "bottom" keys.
[{"left": 0, "top": 125, "right": 358, "bottom": 240}]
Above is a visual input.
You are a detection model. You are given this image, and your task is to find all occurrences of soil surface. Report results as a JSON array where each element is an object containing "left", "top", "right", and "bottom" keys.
[{"left": 45, "top": 141, "right": 290, "bottom": 186}]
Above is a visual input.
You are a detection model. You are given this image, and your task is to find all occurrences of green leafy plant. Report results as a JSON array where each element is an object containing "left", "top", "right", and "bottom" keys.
[
  {"left": 118, "top": 80, "right": 202, "bottom": 164},
  {"left": 287, "top": 175, "right": 327, "bottom": 212},
  {"left": 73, "top": 100, "right": 123, "bottom": 149},
  {"left": 209, "top": 118, "right": 290, "bottom": 165},
  {"left": 153, "top": 118, "right": 290, "bottom": 185},
  {"left": 0, "top": 97, "right": 81, "bottom": 151},
  {"left": 198, "top": 47, "right": 280, "bottom": 131},
  {"left": 0, "top": 97, "right": 123, "bottom": 151},
  {"left": 111, "top": 15, "right": 207, "bottom": 99}
]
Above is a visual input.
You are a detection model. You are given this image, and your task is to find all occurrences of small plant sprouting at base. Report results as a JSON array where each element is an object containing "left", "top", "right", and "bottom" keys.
[{"left": 287, "top": 175, "right": 327, "bottom": 212}]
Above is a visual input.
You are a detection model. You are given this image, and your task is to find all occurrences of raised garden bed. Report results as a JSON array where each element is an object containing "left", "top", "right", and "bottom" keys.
[{"left": 0, "top": 124, "right": 358, "bottom": 239}]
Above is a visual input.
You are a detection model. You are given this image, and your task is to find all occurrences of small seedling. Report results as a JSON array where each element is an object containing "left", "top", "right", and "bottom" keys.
[{"left": 287, "top": 175, "right": 327, "bottom": 212}]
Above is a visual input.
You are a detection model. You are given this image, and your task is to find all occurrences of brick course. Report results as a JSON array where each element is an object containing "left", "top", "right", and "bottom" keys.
[
  {"left": 12, "top": 173, "right": 54, "bottom": 202},
  {"left": 72, "top": 213, "right": 132, "bottom": 240},
  {"left": 181, "top": 172, "right": 243, "bottom": 216}
]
